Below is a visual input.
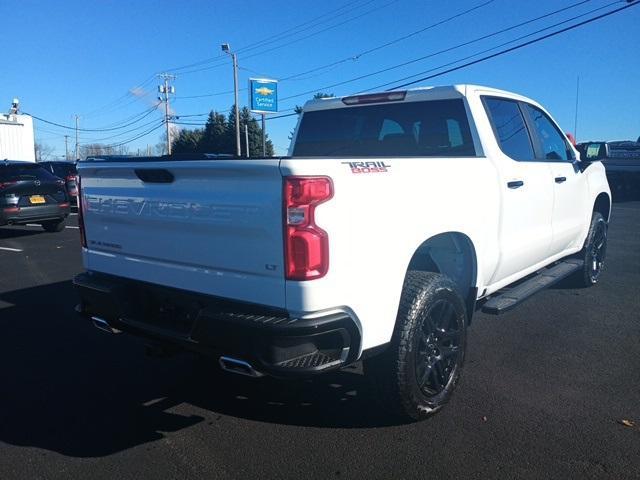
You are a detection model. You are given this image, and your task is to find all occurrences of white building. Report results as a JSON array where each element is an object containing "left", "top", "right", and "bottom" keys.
[{"left": 0, "top": 109, "right": 36, "bottom": 162}]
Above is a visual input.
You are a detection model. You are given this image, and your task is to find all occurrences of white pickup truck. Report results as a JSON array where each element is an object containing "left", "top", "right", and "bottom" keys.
[{"left": 74, "top": 85, "right": 611, "bottom": 420}]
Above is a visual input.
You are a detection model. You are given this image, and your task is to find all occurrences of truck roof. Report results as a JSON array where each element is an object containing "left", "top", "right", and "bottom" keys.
[{"left": 302, "top": 84, "right": 540, "bottom": 112}]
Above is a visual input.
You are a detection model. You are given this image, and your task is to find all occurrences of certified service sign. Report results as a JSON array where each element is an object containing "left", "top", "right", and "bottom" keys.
[{"left": 249, "top": 78, "right": 278, "bottom": 113}]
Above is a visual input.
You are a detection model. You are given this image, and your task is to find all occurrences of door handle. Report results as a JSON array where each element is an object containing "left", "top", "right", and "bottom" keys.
[
  {"left": 555, "top": 176, "right": 567, "bottom": 183},
  {"left": 507, "top": 180, "right": 524, "bottom": 189}
]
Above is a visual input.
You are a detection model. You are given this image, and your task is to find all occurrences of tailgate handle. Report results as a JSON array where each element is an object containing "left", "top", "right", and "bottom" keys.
[{"left": 135, "top": 169, "right": 174, "bottom": 183}]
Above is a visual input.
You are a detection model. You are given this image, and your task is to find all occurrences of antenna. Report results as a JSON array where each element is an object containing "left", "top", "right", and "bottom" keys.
[{"left": 573, "top": 76, "right": 580, "bottom": 142}]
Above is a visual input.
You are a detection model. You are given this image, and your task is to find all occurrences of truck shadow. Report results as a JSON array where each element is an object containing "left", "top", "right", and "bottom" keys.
[
  {"left": 0, "top": 226, "right": 44, "bottom": 239},
  {"left": 0, "top": 280, "right": 399, "bottom": 459}
]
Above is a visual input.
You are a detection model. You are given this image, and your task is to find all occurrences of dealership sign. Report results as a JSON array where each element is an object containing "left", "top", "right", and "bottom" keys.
[{"left": 249, "top": 78, "right": 278, "bottom": 113}]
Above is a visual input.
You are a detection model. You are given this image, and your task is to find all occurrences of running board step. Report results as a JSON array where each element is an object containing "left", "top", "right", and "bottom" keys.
[{"left": 482, "top": 259, "right": 583, "bottom": 315}]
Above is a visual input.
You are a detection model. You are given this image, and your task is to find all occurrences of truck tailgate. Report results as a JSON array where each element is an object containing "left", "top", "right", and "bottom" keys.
[{"left": 79, "top": 160, "right": 286, "bottom": 308}]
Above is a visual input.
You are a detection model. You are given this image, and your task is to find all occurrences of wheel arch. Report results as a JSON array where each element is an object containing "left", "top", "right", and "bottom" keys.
[
  {"left": 593, "top": 192, "right": 611, "bottom": 222},
  {"left": 406, "top": 232, "right": 478, "bottom": 323}
]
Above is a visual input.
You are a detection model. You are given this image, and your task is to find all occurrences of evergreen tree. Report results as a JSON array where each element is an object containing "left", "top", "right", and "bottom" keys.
[
  {"left": 228, "top": 105, "right": 274, "bottom": 157},
  {"left": 172, "top": 129, "right": 203, "bottom": 154},
  {"left": 238, "top": 107, "right": 275, "bottom": 157},
  {"left": 201, "top": 111, "right": 230, "bottom": 154}
]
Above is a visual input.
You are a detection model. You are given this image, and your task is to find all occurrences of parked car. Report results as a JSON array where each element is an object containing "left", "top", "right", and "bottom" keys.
[
  {"left": 576, "top": 140, "right": 640, "bottom": 200},
  {"left": 38, "top": 161, "right": 78, "bottom": 206},
  {"left": 74, "top": 85, "right": 610, "bottom": 420},
  {"left": 0, "top": 161, "right": 70, "bottom": 231}
]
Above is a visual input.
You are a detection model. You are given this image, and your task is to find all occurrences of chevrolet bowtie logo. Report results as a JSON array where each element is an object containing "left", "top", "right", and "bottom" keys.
[{"left": 255, "top": 87, "right": 274, "bottom": 96}]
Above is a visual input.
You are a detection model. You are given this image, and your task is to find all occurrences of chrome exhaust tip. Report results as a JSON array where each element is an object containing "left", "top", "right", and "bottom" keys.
[
  {"left": 91, "top": 316, "right": 122, "bottom": 334},
  {"left": 219, "top": 356, "right": 264, "bottom": 378}
]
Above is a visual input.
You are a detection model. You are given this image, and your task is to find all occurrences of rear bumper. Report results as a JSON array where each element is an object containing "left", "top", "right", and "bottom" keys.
[
  {"left": 0, "top": 204, "right": 69, "bottom": 225},
  {"left": 73, "top": 271, "right": 362, "bottom": 378}
]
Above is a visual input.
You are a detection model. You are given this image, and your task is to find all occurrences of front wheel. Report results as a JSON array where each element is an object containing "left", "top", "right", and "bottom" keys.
[
  {"left": 364, "top": 271, "right": 467, "bottom": 421},
  {"left": 574, "top": 212, "right": 607, "bottom": 287},
  {"left": 41, "top": 219, "right": 66, "bottom": 233}
]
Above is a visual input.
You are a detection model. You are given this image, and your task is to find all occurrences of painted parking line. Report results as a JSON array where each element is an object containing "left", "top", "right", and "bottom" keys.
[
  {"left": 66, "top": 226, "right": 80, "bottom": 229},
  {"left": 25, "top": 224, "right": 41, "bottom": 227},
  {"left": 70, "top": 213, "right": 78, "bottom": 216},
  {"left": 0, "top": 246, "right": 23, "bottom": 252}
]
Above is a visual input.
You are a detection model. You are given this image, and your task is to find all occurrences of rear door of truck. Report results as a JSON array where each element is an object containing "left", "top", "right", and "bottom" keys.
[{"left": 78, "top": 159, "right": 286, "bottom": 308}]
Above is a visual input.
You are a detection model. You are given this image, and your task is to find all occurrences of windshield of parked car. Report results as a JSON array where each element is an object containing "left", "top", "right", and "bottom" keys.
[{"left": 293, "top": 99, "right": 476, "bottom": 157}]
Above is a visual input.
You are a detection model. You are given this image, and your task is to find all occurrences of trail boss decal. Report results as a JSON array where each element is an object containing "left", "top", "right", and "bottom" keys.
[{"left": 342, "top": 161, "right": 391, "bottom": 174}]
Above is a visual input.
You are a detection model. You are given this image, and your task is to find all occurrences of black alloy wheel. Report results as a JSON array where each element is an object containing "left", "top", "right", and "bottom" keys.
[
  {"left": 574, "top": 211, "right": 608, "bottom": 287},
  {"left": 587, "top": 218, "right": 607, "bottom": 283},
  {"left": 415, "top": 299, "right": 462, "bottom": 396}
]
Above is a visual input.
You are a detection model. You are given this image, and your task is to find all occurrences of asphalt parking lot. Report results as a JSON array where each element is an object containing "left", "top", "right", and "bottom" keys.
[{"left": 0, "top": 204, "right": 639, "bottom": 480}]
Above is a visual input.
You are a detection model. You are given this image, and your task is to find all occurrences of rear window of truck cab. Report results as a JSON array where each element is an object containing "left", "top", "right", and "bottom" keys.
[{"left": 292, "top": 99, "right": 477, "bottom": 157}]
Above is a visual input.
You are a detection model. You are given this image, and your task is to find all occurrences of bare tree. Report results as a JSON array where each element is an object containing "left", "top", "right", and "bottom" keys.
[
  {"left": 34, "top": 142, "right": 55, "bottom": 161},
  {"left": 80, "top": 144, "right": 131, "bottom": 158}
]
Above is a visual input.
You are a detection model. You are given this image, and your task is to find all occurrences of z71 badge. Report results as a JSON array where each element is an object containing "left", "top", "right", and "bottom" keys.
[{"left": 341, "top": 161, "right": 391, "bottom": 174}]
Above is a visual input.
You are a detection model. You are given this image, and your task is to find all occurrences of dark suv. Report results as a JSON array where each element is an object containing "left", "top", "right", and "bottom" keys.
[
  {"left": 38, "top": 161, "right": 78, "bottom": 206},
  {"left": 0, "top": 161, "right": 70, "bottom": 232}
]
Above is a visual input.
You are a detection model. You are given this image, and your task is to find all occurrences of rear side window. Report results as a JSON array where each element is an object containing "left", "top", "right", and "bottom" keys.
[
  {"left": 50, "top": 164, "right": 76, "bottom": 177},
  {"left": 522, "top": 104, "right": 573, "bottom": 161},
  {"left": 484, "top": 97, "right": 535, "bottom": 161},
  {"left": 0, "top": 164, "right": 58, "bottom": 182},
  {"left": 293, "top": 99, "right": 476, "bottom": 157}
]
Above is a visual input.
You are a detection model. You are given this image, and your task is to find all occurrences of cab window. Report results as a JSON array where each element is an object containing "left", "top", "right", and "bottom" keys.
[
  {"left": 483, "top": 97, "right": 535, "bottom": 161},
  {"left": 522, "top": 104, "right": 575, "bottom": 162}
]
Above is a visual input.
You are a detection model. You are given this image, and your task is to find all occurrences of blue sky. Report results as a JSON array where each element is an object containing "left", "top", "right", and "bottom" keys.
[{"left": 2, "top": 0, "right": 639, "bottom": 158}]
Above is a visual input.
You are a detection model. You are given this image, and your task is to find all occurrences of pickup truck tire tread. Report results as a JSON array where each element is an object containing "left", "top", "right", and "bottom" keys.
[
  {"left": 41, "top": 219, "right": 66, "bottom": 233},
  {"left": 364, "top": 271, "right": 467, "bottom": 421},
  {"left": 574, "top": 212, "right": 607, "bottom": 287}
]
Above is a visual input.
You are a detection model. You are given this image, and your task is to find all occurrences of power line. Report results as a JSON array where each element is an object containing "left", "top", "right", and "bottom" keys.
[
  {"left": 174, "top": 1, "right": 637, "bottom": 128},
  {"left": 26, "top": 104, "right": 161, "bottom": 132},
  {"left": 280, "top": 0, "right": 498, "bottom": 82},
  {"left": 165, "top": 0, "right": 379, "bottom": 76},
  {"left": 164, "top": 0, "right": 374, "bottom": 74},
  {"left": 275, "top": 0, "right": 614, "bottom": 104},
  {"left": 174, "top": 0, "right": 587, "bottom": 101},
  {"left": 175, "top": 0, "right": 496, "bottom": 100},
  {"left": 80, "top": 117, "right": 166, "bottom": 143},
  {"left": 364, "top": 1, "right": 619, "bottom": 91},
  {"left": 80, "top": 75, "right": 157, "bottom": 118},
  {"left": 385, "top": 0, "right": 638, "bottom": 90},
  {"left": 101, "top": 122, "right": 165, "bottom": 149},
  {"left": 174, "top": 0, "right": 401, "bottom": 76}
]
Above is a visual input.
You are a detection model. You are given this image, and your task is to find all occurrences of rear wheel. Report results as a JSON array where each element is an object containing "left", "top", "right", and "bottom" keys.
[
  {"left": 41, "top": 219, "right": 66, "bottom": 233},
  {"left": 364, "top": 271, "right": 467, "bottom": 421}
]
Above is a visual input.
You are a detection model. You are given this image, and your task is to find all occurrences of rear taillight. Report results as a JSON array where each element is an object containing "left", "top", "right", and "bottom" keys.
[
  {"left": 284, "top": 176, "right": 333, "bottom": 281},
  {"left": 0, "top": 181, "right": 17, "bottom": 190},
  {"left": 77, "top": 176, "right": 87, "bottom": 248},
  {"left": 66, "top": 175, "right": 76, "bottom": 182}
]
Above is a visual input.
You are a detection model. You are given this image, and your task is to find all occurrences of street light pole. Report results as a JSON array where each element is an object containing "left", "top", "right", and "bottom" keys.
[{"left": 222, "top": 43, "right": 241, "bottom": 157}]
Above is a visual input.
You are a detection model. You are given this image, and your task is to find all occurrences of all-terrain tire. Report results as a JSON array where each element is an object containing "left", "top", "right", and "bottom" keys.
[
  {"left": 364, "top": 271, "right": 467, "bottom": 421},
  {"left": 574, "top": 211, "right": 607, "bottom": 287}
]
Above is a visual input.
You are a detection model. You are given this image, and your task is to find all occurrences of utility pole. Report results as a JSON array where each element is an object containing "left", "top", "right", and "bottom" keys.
[
  {"left": 74, "top": 115, "right": 79, "bottom": 160},
  {"left": 221, "top": 43, "right": 241, "bottom": 157},
  {"left": 261, "top": 114, "right": 266, "bottom": 156},
  {"left": 244, "top": 123, "right": 249, "bottom": 158},
  {"left": 158, "top": 73, "right": 176, "bottom": 156},
  {"left": 64, "top": 135, "right": 69, "bottom": 161}
]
